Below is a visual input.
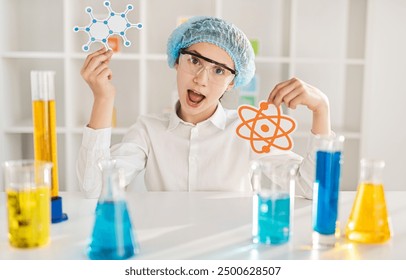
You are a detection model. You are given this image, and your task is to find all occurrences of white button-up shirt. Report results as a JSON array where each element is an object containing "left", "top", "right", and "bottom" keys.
[{"left": 77, "top": 102, "right": 316, "bottom": 198}]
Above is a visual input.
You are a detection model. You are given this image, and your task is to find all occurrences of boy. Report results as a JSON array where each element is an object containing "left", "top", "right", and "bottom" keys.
[{"left": 77, "top": 16, "right": 331, "bottom": 198}]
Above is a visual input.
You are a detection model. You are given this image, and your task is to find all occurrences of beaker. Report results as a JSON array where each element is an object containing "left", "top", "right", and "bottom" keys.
[
  {"left": 87, "top": 158, "right": 138, "bottom": 260},
  {"left": 312, "top": 134, "right": 345, "bottom": 248},
  {"left": 345, "top": 159, "right": 391, "bottom": 243},
  {"left": 3, "top": 160, "right": 52, "bottom": 248},
  {"left": 251, "top": 156, "right": 296, "bottom": 245}
]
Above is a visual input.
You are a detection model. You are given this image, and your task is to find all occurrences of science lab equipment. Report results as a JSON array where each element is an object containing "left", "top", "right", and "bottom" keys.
[
  {"left": 31, "top": 71, "right": 67, "bottom": 223},
  {"left": 87, "top": 158, "right": 138, "bottom": 260},
  {"left": 3, "top": 160, "right": 52, "bottom": 248},
  {"left": 345, "top": 159, "right": 391, "bottom": 243},
  {"left": 312, "top": 135, "right": 345, "bottom": 248},
  {"left": 251, "top": 157, "right": 296, "bottom": 245}
]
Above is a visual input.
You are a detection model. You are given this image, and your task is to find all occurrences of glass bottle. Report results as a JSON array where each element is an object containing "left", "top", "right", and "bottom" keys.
[
  {"left": 345, "top": 159, "right": 391, "bottom": 243},
  {"left": 87, "top": 158, "right": 138, "bottom": 260}
]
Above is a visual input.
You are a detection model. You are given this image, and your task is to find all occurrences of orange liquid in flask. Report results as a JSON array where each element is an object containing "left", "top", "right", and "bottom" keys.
[{"left": 345, "top": 183, "right": 391, "bottom": 243}]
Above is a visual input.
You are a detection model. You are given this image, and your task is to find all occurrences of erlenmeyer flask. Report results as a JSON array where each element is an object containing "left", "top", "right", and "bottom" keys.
[
  {"left": 345, "top": 159, "right": 391, "bottom": 243},
  {"left": 87, "top": 158, "right": 138, "bottom": 260}
]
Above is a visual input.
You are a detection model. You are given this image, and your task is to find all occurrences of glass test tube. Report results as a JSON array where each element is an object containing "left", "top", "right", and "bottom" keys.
[
  {"left": 31, "top": 71, "right": 59, "bottom": 198},
  {"left": 312, "top": 135, "right": 345, "bottom": 248}
]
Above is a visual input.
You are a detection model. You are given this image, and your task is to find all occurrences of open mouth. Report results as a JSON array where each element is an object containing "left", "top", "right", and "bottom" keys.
[{"left": 187, "top": 89, "right": 206, "bottom": 105}]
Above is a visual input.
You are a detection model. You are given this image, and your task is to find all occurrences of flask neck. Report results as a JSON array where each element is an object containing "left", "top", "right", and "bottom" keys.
[
  {"left": 98, "top": 159, "right": 125, "bottom": 201},
  {"left": 359, "top": 159, "right": 385, "bottom": 185}
]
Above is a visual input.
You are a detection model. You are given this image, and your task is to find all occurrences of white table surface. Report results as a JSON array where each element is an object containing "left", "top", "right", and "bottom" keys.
[{"left": 0, "top": 191, "right": 405, "bottom": 260}]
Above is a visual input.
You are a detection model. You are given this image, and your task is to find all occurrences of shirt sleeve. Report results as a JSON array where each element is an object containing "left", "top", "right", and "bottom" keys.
[
  {"left": 295, "top": 134, "right": 317, "bottom": 199},
  {"left": 76, "top": 126, "right": 112, "bottom": 198},
  {"left": 295, "top": 132, "right": 338, "bottom": 200},
  {"left": 76, "top": 122, "right": 148, "bottom": 198}
]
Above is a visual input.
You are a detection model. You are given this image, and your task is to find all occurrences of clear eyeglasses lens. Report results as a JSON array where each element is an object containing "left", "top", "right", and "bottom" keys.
[{"left": 180, "top": 53, "right": 234, "bottom": 85}]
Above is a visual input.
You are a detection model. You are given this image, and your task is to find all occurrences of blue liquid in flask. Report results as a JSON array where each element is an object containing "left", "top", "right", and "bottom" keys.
[
  {"left": 313, "top": 150, "right": 341, "bottom": 235},
  {"left": 253, "top": 193, "right": 290, "bottom": 245},
  {"left": 88, "top": 200, "right": 137, "bottom": 260}
]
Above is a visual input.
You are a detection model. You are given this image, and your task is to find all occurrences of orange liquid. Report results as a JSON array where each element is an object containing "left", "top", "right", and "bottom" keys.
[
  {"left": 345, "top": 183, "right": 391, "bottom": 243},
  {"left": 32, "top": 100, "right": 59, "bottom": 197}
]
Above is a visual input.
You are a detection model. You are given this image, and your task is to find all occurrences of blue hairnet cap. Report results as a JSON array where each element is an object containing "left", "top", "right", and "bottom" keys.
[{"left": 167, "top": 16, "right": 256, "bottom": 88}]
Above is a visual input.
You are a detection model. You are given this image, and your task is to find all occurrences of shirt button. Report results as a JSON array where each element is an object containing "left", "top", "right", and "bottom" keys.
[{"left": 191, "top": 127, "right": 198, "bottom": 137}]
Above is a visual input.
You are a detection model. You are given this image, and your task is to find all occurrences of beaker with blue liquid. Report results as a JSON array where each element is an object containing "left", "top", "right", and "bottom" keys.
[
  {"left": 251, "top": 157, "right": 297, "bottom": 245},
  {"left": 87, "top": 158, "right": 138, "bottom": 260},
  {"left": 312, "top": 135, "right": 345, "bottom": 248}
]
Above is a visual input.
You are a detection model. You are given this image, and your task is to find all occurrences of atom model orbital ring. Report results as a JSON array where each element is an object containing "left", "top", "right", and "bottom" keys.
[{"left": 236, "top": 101, "right": 297, "bottom": 154}]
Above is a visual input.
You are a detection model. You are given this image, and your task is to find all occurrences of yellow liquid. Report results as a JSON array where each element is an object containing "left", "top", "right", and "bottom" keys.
[
  {"left": 345, "top": 183, "right": 391, "bottom": 243},
  {"left": 7, "top": 186, "right": 51, "bottom": 248},
  {"left": 32, "top": 100, "right": 59, "bottom": 197}
]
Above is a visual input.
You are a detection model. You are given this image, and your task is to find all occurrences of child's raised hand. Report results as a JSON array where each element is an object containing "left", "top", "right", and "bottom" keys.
[
  {"left": 80, "top": 47, "right": 115, "bottom": 101},
  {"left": 267, "top": 77, "right": 329, "bottom": 113},
  {"left": 267, "top": 77, "right": 331, "bottom": 135}
]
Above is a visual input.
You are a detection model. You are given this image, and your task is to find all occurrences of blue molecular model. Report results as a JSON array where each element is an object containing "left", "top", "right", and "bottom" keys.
[{"left": 73, "top": 1, "right": 143, "bottom": 52}]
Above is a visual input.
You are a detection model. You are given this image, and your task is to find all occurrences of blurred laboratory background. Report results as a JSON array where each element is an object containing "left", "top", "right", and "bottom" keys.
[{"left": 0, "top": 0, "right": 405, "bottom": 192}]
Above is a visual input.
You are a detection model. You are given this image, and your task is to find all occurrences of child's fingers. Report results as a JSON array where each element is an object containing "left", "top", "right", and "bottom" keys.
[
  {"left": 283, "top": 88, "right": 303, "bottom": 109},
  {"left": 267, "top": 78, "right": 295, "bottom": 104},
  {"left": 82, "top": 47, "right": 107, "bottom": 69},
  {"left": 84, "top": 50, "right": 113, "bottom": 73},
  {"left": 269, "top": 79, "right": 298, "bottom": 106},
  {"left": 93, "top": 61, "right": 109, "bottom": 76},
  {"left": 287, "top": 94, "right": 305, "bottom": 110}
]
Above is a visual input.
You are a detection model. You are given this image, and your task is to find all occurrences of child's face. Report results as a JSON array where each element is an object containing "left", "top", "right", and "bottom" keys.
[{"left": 175, "top": 42, "right": 235, "bottom": 124}]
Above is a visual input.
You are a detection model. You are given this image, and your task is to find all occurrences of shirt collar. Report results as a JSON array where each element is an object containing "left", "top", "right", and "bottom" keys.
[{"left": 168, "top": 101, "right": 227, "bottom": 131}]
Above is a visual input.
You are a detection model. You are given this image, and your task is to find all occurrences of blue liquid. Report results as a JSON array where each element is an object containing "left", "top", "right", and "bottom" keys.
[
  {"left": 88, "top": 201, "right": 137, "bottom": 260},
  {"left": 313, "top": 151, "right": 341, "bottom": 235},
  {"left": 253, "top": 193, "right": 290, "bottom": 245}
]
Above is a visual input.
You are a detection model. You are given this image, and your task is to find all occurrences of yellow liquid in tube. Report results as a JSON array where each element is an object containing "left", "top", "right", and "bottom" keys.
[
  {"left": 345, "top": 183, "right": 391, "bottom": 243},
  {"left": 32, "top": 100, "right": 59, "bottom": 198}
]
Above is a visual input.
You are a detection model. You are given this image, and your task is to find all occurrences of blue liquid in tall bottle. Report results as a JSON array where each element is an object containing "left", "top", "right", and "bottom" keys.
[
  {"left": 313, "top": 151, "right": 341, "bottom": 235},
  {"left": 253, "top": 193, "right": 290, "bottom": 245},
  {"left": 88, "top": 201, "right": 137, "bottom": 260}
]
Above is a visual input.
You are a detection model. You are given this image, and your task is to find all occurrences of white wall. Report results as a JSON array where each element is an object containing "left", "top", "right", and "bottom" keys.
[{"left": 362, "top": 0, "right": 406, "bottom": 189}]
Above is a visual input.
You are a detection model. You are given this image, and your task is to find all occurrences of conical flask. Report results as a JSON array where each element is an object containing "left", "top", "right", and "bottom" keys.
[
  {"left": 87, "top": 158, "right": 138, "bottom": 260},
  {"left": 345, "top": 159, "right": 391, "bottom": 243}
]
